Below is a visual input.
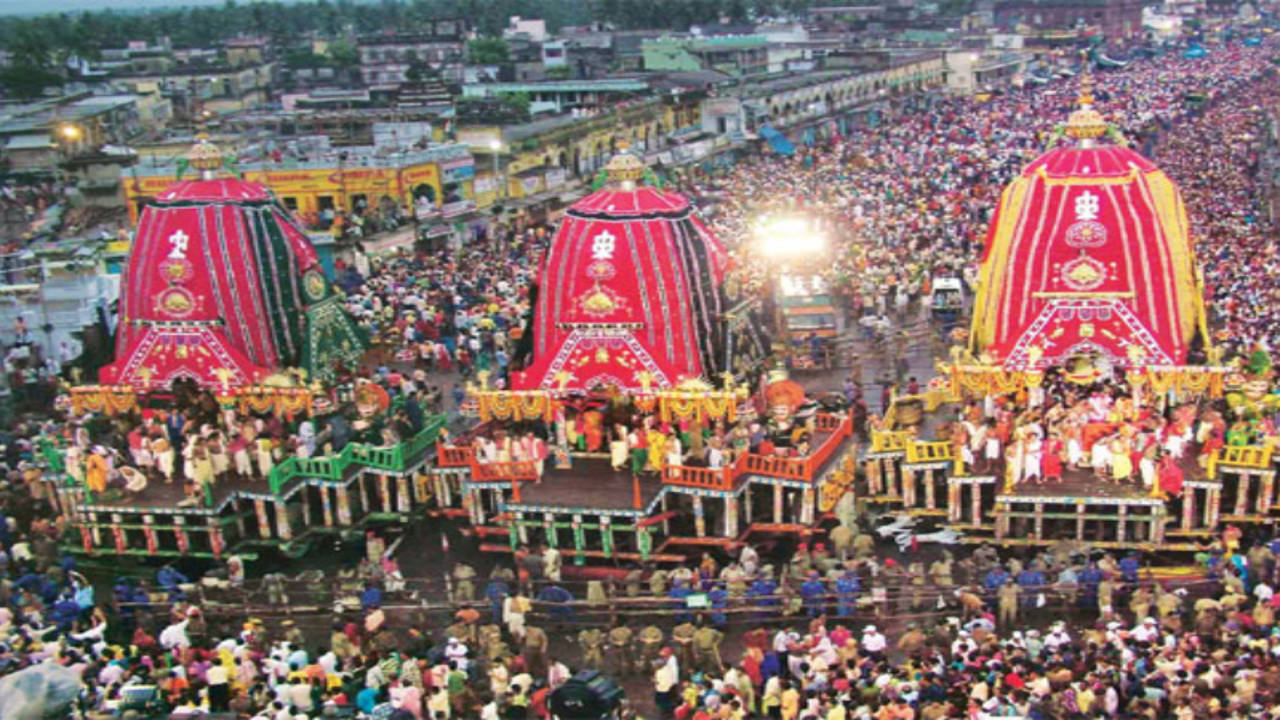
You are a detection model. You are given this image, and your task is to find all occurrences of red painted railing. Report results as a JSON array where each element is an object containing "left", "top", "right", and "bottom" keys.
[
  {"left": 435, "top": 413, "right": 854, "bottom": 493},
  {"left": 472, "top": 461, "right": 540, "bottom": 482},
  {"left": 663, "top": 464, "right": 734, "bottom": 491},
  {"left": 470, "top": 459, "right": 541, "bottom": 503},
  {"left": 667, "top": 412, "right": 855, "bottom": 489},
  {"left": 803, "top": 414, "right": 852, "bottom": 478},
  {"left": 437, "top": 444, "right": 476, "bottom": 468},
  {"left": 743, "top": 453, "right": 809, "bottom": 480},
  {"left": 815, "top": 413, "right": 845, "bottom": 434}
]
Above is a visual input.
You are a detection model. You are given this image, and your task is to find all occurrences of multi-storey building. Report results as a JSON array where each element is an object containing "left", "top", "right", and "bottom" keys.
[
  {"left": 357, "top": 19, "right": 469, "bottom": 86},
  {"left": 995, "top": 0, "right": 1146, "bottom": 40}
]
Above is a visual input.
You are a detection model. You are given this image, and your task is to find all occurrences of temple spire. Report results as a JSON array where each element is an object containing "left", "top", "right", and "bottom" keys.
[
  {"left": 603, "top": 141, "right": 646, "bottom": 191},
  {"left": 186, "top": 136, "right": 225, "bottom": 180},
  {"left": 1064, "top": 51, "right": 1108, "bottom": 146}
]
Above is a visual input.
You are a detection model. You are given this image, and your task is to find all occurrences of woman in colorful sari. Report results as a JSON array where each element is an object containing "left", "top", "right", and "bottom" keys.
[
  {"left": 582, "top": 410, "right": 605, "bottom": 452},
  {"left": 647, "top": 426, "right": 668, "bottom": 474},
  {"left": 85, "top": 448, "right": 109, "bottom": 495}
]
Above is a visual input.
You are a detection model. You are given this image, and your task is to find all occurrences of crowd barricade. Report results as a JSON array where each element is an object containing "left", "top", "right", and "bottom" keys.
[{"left": 116, "top": 573, "right": 1223, "bottom": 630}]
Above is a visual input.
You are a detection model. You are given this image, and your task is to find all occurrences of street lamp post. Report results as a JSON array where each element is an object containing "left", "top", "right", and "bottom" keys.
[
  {"left": 487, "top": 139, "right": 508, "bottom": 246},
  {"left": 488, "top": 139, "right": 507, "bottom": 201},
  {"left": 54, "top": 122, "right": 82, "bottom": 190}
]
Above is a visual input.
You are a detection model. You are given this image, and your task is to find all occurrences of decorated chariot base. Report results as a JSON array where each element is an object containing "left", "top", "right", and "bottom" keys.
[
  {"left": 867, "top": 365, "right": 1277, "bottom": 555},
  {"left": 42, "top": 417, "right": 446, "bottom": 560},
  {"left": 431, "top": 148, "right": 861, "bottom": 564},
  {"left": 433, "top": 375, "right": 858, "bottom": 565},
  {"left": 859, "top": 71, "right": 1276, "bottom": 555}
]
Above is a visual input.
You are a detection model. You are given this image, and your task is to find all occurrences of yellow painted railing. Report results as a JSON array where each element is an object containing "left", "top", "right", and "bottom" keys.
[
  {"left": 905, "top": 440, "right": 955, "bottom": 465},
  {"left": 1209, "top": 445, "right": 1273, "bottom": 478},
  {"left": 870, "top": 430, "right": 912, "bottom": 454}
]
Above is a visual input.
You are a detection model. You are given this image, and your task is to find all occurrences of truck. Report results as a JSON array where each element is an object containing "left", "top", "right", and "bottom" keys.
[
  {"left": 930, "top": 277, "right": 966, "bottom": 325},
  {"left": 777, "top": 274, "right": 842, "bottom": 340}
]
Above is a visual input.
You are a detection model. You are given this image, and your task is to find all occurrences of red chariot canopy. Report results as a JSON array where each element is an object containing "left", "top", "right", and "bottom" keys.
[
  {"left": 101, "top": 140, "right": 362, "bottom": 391},
  {"left": 512, "top": 151, "right": 728, "bottom": 394},
  {"left": 970, "top": 103, "right": 1207, "bottom": 371}
]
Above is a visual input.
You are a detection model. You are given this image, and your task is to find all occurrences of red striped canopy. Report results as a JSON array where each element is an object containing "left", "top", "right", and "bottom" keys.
[
  {"left": 512, "top": 178, "right": 728, "bottom": 393},
  {"left": 970, "top": 144, "right": 1207, "bottom": 370},
  {"left": 101, "top": 175, "right": 325, "bottom": 390}
]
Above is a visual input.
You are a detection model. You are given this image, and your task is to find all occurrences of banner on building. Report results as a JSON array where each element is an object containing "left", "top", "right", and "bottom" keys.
[{"left": 441, "top": 158, "right": 476, "bottom": 183}]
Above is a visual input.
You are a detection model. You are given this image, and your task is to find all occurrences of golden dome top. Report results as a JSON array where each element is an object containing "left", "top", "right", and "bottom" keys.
[
  {"left": 1065, "top": 106, "right": 1108, "bottom": 140},
  {"left": 1064, "top": 57, "right": 1109, "bottom": 142},
  {"left": 186, "top": 136, "right": 224, "bottom": 173},
  {"left": 604, "top": 141, "right": 646, "bottom": 186}
]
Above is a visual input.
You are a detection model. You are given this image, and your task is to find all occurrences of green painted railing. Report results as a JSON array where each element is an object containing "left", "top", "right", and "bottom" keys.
[
  {"left": 294, "top": 454, "right": 346, "bottom": 481},
  {"left": 345, "top": 443, "right": 400, "bottom": 473},
  {"left": 267, "top": 415, "right": 446, "bottom": 493},
  {"left": 39, "top": 416, "right": 447, "bottom": 502}
]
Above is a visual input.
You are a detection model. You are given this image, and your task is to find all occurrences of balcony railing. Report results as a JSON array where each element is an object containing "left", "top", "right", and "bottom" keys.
[
  {"left": 437, "top": 444, "right": 476, "bottom": 468},
  {"left": 472, "top": 461, "right": 539, "bottom": 483},
  {"left": 41, "top": 415, "right": 448, "bottom": 507},
  {"left": 664, "top": 463, "right": 735, "bottom": 492},
  {"left": 442, "top": 413, "right": 855, "bottom": 495}
]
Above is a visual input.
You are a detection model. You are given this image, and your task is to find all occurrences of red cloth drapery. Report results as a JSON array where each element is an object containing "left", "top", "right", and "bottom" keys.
[
  {"left": 98, "top": 325, "right": 270, "bottom": 390},
  {"left": 512, "top": 184, "right": 727, "bottom": 394},
  {"left": 971, "top": 144, "right": 1204, "bottom": 370},
  {"left": 101, "top": 176, "right": 325, "bottom": 391}
]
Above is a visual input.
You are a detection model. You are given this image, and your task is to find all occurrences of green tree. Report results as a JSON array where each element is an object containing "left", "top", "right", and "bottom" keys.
[
  {"left": 7, "top": 24, "right": 54, "bottom": 69},
  {"left": 284, "top": 48, "right": 325, "bottom": 69},
  {"left": 0, "top": 0, "right": 601, "bottom": 57},
  {"left": 467, "top": 37, "right": 510, "bottom": 65},
  {"left": 499, "top": 91, "right": 531, "bottom": 119},
  {"left": 0, "top": 64, "right": 61, "bottom": 99},
  {"left": 327, "top": 39, "right": 359, "bottom": 68}
]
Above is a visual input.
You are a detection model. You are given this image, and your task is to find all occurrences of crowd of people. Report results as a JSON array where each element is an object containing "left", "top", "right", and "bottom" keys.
[
  {"left": 941, "top": 372, "right": 1200, "bottom": 496},
  {"left": 641, "top": 531, "right": 1280, "bottom": 720},
  {"left": 678, "top": 41, "right": 1280, "bottom": 360},
  {"left": 1153, "top": 60, "right": 1280, "bottom": 357},
  {"left": 336, "top": 238, "right": 541, "bottom": 396},
  {"left": 48, "top": 377, "right": 439, "bottom": 506},
  {"left": 2, "top": 21, "right": 1280, "bottom": 720},
  {"left": 0, "top": 487, "right": 1276, "bottom": 719}
]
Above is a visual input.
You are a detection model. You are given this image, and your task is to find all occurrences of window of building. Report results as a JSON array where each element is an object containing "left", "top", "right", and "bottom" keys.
[
  {"left": 442, "top": 181, "right": 467, "bottom": 203},
  {"left": 413, "top": 183, "right": 437, "bottom": 205},
  {"left": 317, "top": 195, "right": 336, "bottom": 228}
]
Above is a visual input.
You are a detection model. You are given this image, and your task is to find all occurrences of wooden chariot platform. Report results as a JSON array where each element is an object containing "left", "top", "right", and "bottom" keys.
[
  {"left": 863, "top": 424, "right": 1276, "bottom": 553},
  {"left": 440, "top": 412, "right": 861, "bottom": 565},
  {"left": 41, "top": 418, "right": 449, "bottom": 560},
  {"left": 39, "top": 408, "right": 863, "bottom": 565}
]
